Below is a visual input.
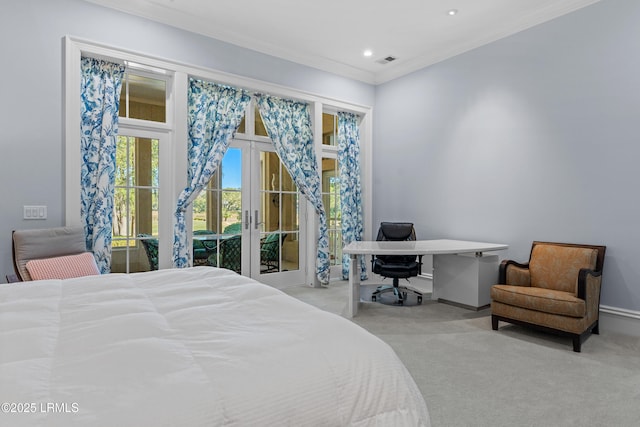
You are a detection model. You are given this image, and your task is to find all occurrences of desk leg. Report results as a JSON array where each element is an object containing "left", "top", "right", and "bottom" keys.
[{"left": 348, "top": 254, "right": 360, "bottom": 318}]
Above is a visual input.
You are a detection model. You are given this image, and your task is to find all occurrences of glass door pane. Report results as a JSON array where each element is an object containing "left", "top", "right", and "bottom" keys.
[
  {"left": 254, "top": 147, "right": 304, "bottom": 284},
  {"left": 194, "top": 147, "right": 243, "bottom": 273}
]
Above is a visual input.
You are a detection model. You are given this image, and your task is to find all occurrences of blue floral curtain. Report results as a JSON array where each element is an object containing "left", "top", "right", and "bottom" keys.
[
  {"left": 173, "top": 78, "right": 250, "bottom": 267},
  {"left": 255, "top": 95, "right": 330, "bottom": 284},
  {"left": 80, "top": 57, "right": 125, "bottom": 273},
  {"left": 338, "top": 112, "right": 367, "bottom": 280}
]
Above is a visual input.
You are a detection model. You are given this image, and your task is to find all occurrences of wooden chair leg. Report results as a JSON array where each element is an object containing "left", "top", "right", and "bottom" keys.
[
  {"left": 572, "top": 336, "right": 582, "bottom": 352},
  {"left": 491, "top": 315, "right": 499, "bottom": 330}
]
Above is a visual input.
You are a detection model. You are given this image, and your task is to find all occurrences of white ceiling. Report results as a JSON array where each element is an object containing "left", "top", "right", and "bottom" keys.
[{"left": 84, "top": 0, "right": 600, "bottom": 84}]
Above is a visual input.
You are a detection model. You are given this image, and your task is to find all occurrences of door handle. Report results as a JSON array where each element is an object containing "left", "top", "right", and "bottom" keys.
[
  {"left": 244, "top": 210, "right": 250, "bottom": 230},
  {"left": 254, "top": 210, "right": 264, "bottom": 230}
]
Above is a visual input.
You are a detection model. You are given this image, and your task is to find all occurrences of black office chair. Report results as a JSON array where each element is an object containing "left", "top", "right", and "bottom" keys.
[{"left": 371, "top": 222, "right": 423, "bottom": 305}]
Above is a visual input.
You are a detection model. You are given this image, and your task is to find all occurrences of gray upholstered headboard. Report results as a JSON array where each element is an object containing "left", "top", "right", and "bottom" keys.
[{"left": 12, "top": 226, "right": 87, "bottom": 281}]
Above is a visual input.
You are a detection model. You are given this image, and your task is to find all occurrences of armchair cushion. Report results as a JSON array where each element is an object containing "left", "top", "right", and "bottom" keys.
[
  {"left": 491, "top": 286, "right": 585, "bottom": 318},
  {"left": 529, "top": 244, "right": 598, "bottom": 294}
]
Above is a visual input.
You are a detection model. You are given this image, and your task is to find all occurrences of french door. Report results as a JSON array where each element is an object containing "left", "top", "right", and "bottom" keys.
[{"left": 193, "top": 140, "right": 306, "bottom": 285}]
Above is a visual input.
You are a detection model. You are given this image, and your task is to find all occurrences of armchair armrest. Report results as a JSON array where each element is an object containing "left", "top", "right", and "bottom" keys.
[
  {"left": 577, "top": 268, "right": 603, "bottom": 325},
  {"left": 499, "top": 259, "right": 530, "bottom": 286},
  {"left": 577, "top": 268, "right": 603, "bottom": 300}
]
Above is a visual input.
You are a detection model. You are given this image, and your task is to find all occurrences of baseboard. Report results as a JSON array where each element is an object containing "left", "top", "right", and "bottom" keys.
[
  {"left": 437, "top": 298, "right": 489, "bottom": 311},
  {"left": 599, "top": 305, "right": 640, "bottom": 337}
]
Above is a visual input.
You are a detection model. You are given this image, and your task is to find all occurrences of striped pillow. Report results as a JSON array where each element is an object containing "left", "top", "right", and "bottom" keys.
[{"left": 26, "top": 252, "right": 100, "bottom": 281}]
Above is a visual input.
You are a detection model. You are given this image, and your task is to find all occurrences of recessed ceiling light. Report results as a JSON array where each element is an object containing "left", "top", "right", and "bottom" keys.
[
  {"left": 448, "top": 9, "right": 458, "bottom": 16},
  {"left": 363, "top": 49, "right": 373, "bottom": 57}
]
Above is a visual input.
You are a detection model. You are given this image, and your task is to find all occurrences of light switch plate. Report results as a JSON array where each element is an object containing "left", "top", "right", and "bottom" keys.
[{"left": 23, "top": 205, "right": 47, "bottom": 220}]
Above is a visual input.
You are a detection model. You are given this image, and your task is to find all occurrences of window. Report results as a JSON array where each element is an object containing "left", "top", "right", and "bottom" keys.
[
  {"left": 119, "top": 71, "right": 167, "bottom": 123},
  {"left": 322, "top": 112, "right": 342, "bottom": 271},
  {"left": 110, "top": 67, "right": 171, "bottom": 273},
  {"left": 322, "top": 156, "right": 341, "bottom": 268},
  {"left": 111, "top": 135, "right": 160, "bottom": 272},
  {"left": 322, "top": 112, "right": 338, "bottom": 146}
]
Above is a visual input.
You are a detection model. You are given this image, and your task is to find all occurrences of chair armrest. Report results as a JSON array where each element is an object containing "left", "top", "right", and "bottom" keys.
[
  {"left": 577, "top": 268, "right": 602, "bottom": 300},
  {"left": 201, "top": 240, "right": 218, "bottom": 252},
  {"left": 498, "top": 259, "right": 530, "bottom": 285},
  {"left": 577, "top": 268, "right": 603, "bottom": 325}
]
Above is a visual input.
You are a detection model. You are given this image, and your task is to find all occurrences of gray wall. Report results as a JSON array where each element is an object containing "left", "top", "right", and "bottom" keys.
[
  {"left": 374, "top": 0, "right": 640, "bottom": 311},
  {"left": 0, "top": 0, "right": 374, "bottom": 280}
]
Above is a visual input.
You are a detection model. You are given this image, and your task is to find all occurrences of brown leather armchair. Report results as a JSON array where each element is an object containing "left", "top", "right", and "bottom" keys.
[{"left": 491, "top": 241, "right": 606, "bottom": 352}]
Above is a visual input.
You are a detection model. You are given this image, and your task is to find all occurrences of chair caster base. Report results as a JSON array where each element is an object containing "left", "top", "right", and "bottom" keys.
[{"left": 371, "top": 285, "right": 422, "bottom": 306}]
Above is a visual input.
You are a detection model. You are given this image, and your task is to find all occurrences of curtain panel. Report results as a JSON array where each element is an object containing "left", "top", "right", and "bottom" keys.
[
  {"left": 80, "top": 57, "right": 125, "bottom": 273},
  {"left": 173, "top": 78, "right": 250, "bottom": 268},
  {"left": 255, "top": 95, "right": 330, "bottom": 284},
  {"left": 338, "top": 112, "right": 367, "bottom": 280}
]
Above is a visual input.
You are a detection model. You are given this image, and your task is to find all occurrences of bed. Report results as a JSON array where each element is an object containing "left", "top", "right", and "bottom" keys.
[{"left": 0, "top": 267, "right": 430, "bottom": 426}]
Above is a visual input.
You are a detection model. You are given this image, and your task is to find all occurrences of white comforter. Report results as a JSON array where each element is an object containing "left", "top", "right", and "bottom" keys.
[{"left": 0, "top": 267, "right": 429, "bottom": 426}]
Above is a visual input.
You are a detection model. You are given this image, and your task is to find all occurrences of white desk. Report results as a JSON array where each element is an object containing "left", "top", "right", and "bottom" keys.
[{"left": 343, "top": 239, "right": 508, "bottom": 318}]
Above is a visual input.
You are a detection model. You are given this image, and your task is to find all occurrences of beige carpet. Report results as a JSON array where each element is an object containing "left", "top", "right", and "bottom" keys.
[{"left": 277, "top": 280, "right": 640, "bottom": 427}]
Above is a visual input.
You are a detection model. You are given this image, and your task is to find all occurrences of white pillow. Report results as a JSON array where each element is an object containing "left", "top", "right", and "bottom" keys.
[{"left": 26, "top": 252, "right": 100, "bottom": 280}]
